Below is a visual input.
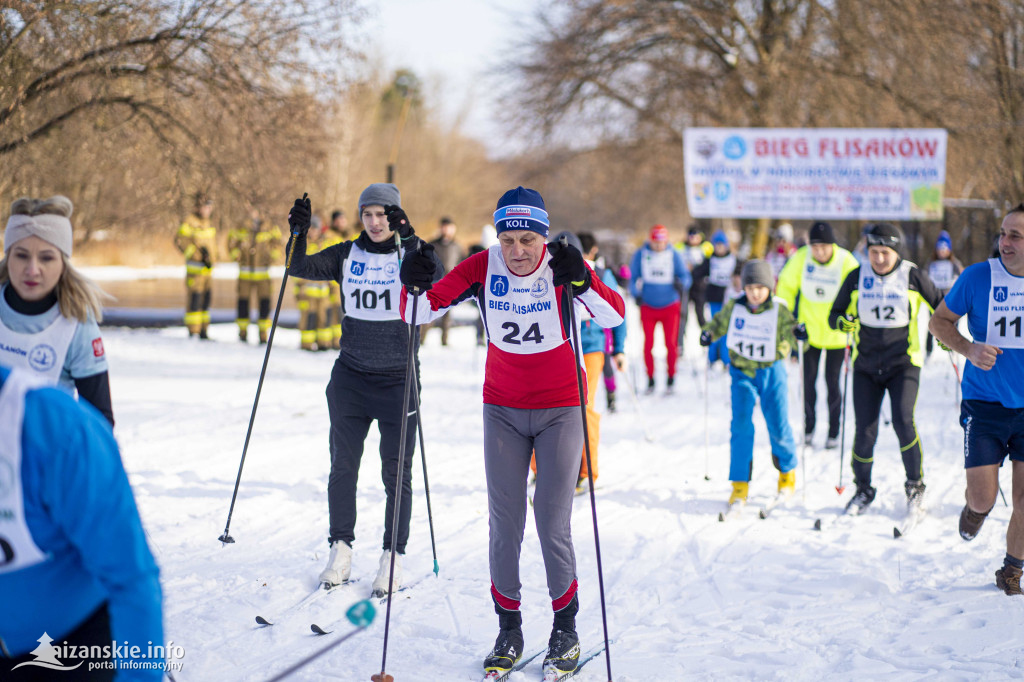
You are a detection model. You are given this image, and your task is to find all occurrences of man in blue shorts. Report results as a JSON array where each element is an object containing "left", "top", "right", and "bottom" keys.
[{"left": 930, "top": 203, "right": 1024, "bottom": 596}]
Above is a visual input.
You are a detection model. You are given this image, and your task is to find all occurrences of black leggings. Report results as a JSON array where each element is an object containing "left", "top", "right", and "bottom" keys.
[
  {"left": 851, "top": 364, "right": 923, "bottom": 488},
  {"left": 803, "top": 346, "right": 845, "bottom": 439}
]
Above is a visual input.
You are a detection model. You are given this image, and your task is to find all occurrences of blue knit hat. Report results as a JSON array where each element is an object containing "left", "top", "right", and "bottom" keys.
[
  {"left": 493, "top": 186, "right": 549, "bottom": 237},
  {"left": 711, "top": 229, "right": 729, "bottom": 246},
  {"left": 936, "top": 230, "right": 952, "bottom": 251}
]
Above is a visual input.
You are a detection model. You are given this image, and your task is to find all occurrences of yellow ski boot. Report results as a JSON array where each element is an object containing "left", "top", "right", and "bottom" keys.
[{"left": 778, "top": 470, "right": 796, "bottom": 496}]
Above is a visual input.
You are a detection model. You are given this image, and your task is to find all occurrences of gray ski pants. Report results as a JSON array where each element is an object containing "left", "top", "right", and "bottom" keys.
[{"left": 483, "top": 403, "right": 582, "bottom": 609}]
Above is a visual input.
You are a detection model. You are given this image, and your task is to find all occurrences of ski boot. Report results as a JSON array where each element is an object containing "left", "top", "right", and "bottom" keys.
[
  {"left": 778, "top": 470, "right": 796, "bottom": 496},
  {"left": 665, "top": 375, "right": 675, "bottom": 395},
  {"left": 319, "top": 540, "right": 352, "bottom": 588},
  {"left": 371, "top": 549, "right": 402, "bottom": 597},
  {"left": 996, "top": 563, "right": 1023, "bottom": 596},
  {"left": 904, "top": 480, "right": 926, "bottom": 511},
  {"left": 845, "top": 485, "right": 876, "bottom": 515},
  {"left": 824, "top": 436, "right": 839, "bottom": 450},
  {"left": 483, "top": 627, "right": 524, "bottom": 676},
  {"left": 606, "top": 392, "right": 616, "bottom": 413},
  {"left": 803, "top": 433, "right": 813, "bottom": 447},
  {"left": 645, "top": 377, "right": 655, "bottom": 395},
  {"left": 728, "top": 481, "right": 749, "bottom": 505},
  {"left": 542, "top": 629, "right": 580, "bottom": 680}
]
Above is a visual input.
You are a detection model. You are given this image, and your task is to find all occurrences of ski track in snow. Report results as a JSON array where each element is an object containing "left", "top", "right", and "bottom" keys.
[{"left": 102, "top": 304, "right": 1024, "bottom": 681}]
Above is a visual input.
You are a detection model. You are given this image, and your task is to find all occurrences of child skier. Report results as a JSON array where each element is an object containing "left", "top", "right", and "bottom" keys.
[{"left": 700, "top": 259, "right": 805, "bottom": 510}]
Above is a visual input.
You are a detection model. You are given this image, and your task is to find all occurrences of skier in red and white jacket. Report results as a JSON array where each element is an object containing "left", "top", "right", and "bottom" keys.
[{"left": 399, "top": 186, "right": 624, "bottom": 679}]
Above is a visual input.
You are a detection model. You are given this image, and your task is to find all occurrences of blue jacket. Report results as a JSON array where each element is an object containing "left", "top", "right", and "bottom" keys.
[
  {"left": 629, "top": 245, "right": 691, "bottom": 308},
  {"left": 0, "top": 367, "right": 163, "bottom": 679},
  {"left": 580, "top": 267, "right": 626, "bottom": 355}
]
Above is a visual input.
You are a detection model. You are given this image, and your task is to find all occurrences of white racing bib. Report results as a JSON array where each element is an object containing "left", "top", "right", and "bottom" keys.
[
  {"left": 708, "top": 254, "right": 737, "bottom": 288},
  {"left": 929, "top": 260, "right": 956, "bottom": 290},
  {"left": 726, "top": 298, "right": 780, "bottom": 361},
  {"left": 0, "top": 369, "right": 50, "bottom": 574},
  {"left": 799, "top": 254, "right": 845, "bottom": 304},
  {"left": 0, "top": 313, "right": 78, "bottom": 385},
  {"left": 639, "top": 248, "right": 675, "bottom": 286},
  {"left": 341, "top": 244, "right": 404, "bottom": 321},
  {"left": 484, "top": 247, "right": 565, "bottom": 355},
  {"left": 986, "top": 258, "right": 1024, "bottom": 349},
  {"left": 857, "top": 261, "right": 911, "bottom": 329}
]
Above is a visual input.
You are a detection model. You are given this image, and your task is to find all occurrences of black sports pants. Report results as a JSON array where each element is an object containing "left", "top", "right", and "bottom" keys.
[
  {"left": 851, "top": 364, "right": 923, "bottom": 489},
  {"left": 326, "top": 360, "right": 417, "bottom": 553},
  {"left": 803, "top": 345, "right": 845, "bottom": 439}
]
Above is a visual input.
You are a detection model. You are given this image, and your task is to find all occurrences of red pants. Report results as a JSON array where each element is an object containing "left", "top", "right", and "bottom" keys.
[{"left": 641, "top": 301, "right": 681, "bottom": 380}]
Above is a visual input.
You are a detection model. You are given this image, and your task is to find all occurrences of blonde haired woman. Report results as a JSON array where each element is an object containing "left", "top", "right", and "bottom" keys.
[{"left": 0, "top": 195, "right": 114, "bottom": 425}]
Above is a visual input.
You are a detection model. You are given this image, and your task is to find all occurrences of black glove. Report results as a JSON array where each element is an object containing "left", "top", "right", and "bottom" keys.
[
  {"left": 547, "top": 240, "right": 589, "bottom": 289},
  {"left": 384, "top": 205, "right": 414, "bottom": 239},
  {"left": 793, "top": 323, "right": 808, "bottom": 342},
  {"left": 198, "top": 246, "right": 212, "bottom": 268},
  {"left": 400, "top": 242, "right": 437, "bottom": 291},
  {"left": 699, "top": 330, "right": 712, "bottom": 347},
  {"left": 288, "top": 193, "right": 311, "bottom": 235}
]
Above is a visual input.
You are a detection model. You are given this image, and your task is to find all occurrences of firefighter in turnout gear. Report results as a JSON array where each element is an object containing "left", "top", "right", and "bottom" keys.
[
  {"left": 295, "top": 216, "right": 329, "bottom": 350},
  {"left": 173, "top": 193, "right": 217, "bottom": 339},
  {"left": 322, "top": 210, "right": 352, "bottom": 350},
  {"left": 227, "top": 207, "right": 282, "bottom": 343}
]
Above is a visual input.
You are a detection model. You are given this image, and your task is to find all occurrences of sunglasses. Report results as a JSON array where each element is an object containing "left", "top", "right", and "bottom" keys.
[{"left": 865, "top": 233, "right": 899, "bottom": 248}]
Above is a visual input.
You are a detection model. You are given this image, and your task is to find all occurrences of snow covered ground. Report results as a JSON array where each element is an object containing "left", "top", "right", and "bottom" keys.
[{"left": 103, "top": 304, "right": 1024, "bottom": 681}]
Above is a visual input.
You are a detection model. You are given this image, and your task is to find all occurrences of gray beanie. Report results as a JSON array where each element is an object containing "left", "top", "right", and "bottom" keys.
[
  {"left": 357, "top": 183, "right": 401, "bottom": 214},
  {"left": 741, "top": 259, "right": 773, "bottom": 289}
]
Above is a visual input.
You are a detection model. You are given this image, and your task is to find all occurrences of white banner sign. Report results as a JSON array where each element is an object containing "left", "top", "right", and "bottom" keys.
[{"left": 683, "top": 128, "right": 947, "bottom": 220}]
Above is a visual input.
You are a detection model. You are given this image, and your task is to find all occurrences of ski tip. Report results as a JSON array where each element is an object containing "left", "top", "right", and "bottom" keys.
[
  {"left": 835, "top": 485, "right": 846, "bottom": 495},
  {"left": 310, "top": 623, "right": 330, "bottom": 635},
  {"left": 893, "top": 527, "right": 902, "bottom": 538},
  {"left": 813, "top": 518, "right": 822, "bottom": 531},
  {"left": 759, "top": 509, "right": 768, "bottom": 519},
  {"left": 255, "top": 616, "right": 272, "bottom": 626},
  {"left": 718, "top": 512, "right": 726, "bottom": 522}
]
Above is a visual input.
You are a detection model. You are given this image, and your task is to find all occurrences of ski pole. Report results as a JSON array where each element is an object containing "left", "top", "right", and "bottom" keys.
[
  {"left": 560, "top": 237, "right": 614, "bottom": 682},
  {"left": 703, "top": 360, "right": 711, "bottom": 481},
  {"left": 618, "top": 367, "right": 654, "bottom": 442},
  {"left": 373, "top": 289, "right": 420, "bottom": 682},
  {"left": 797, "top": 340, "right": 806, "bottom": 503},
  {"left": 837, "top": 333, "right": 852, "bottom": 495},
  {"left": 265, "top": 600, "right": 376, "bottom": 682},
  {"left": 219, "top": 194, "right": 305, "bottom": 545},
  {"left": 410, "top": 326, "right": 440, "bottom": 576}
]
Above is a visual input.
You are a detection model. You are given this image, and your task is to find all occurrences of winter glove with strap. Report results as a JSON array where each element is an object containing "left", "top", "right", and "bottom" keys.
[
  {"left": 400, "top": 242, "right": 437, "bottom": 291},
  {"left": 384, "top": 205, "right": 415, "bottom": 240},
  {"left": 793, "top": 323, "right": 809, "bottom": 342},
  {"left": 699, "top": 330, "right": 713, "bottom": 347},
  {"left": 547, "top": 240, "right": 591, "bottom": 294},
  {"left": 836, "top": 314, "right": 859, "bottom": 334},
  {"left": 288, "top": 193, "right": 311, "bottom": 236}
]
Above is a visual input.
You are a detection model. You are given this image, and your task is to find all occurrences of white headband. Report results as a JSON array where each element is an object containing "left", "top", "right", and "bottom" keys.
[{"left": 4, "top": 214, "right": 73, "bottom": 257}]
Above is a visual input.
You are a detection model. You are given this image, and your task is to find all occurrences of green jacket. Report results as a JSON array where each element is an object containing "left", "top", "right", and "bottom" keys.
[
  {"left": 703, "top": 295, "right": 798, "bottom": 377},
  {"left": 775, "top": 245, "right": 860, "bottom": 350}
]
